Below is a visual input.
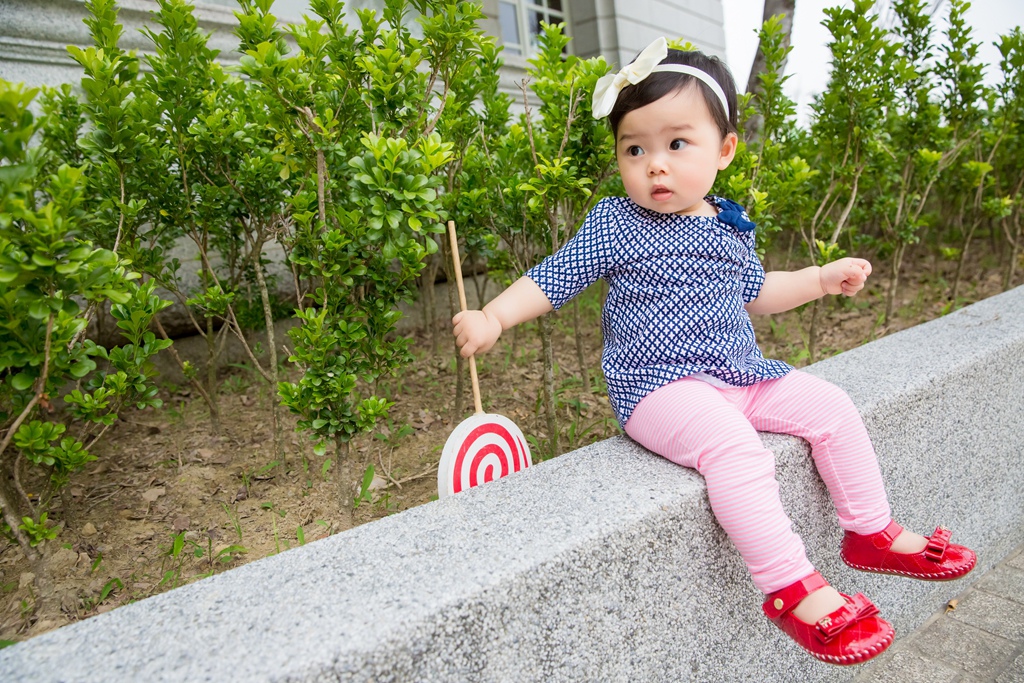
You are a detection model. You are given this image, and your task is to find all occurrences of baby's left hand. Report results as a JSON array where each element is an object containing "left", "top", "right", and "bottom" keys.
[{"left": 820, "top": 258, "right": 872, "bottom": 297}]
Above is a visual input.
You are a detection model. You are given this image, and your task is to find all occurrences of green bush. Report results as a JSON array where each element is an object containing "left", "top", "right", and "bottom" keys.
[{"left": 0, "top": 80, "right": 171, "bottom": 557}]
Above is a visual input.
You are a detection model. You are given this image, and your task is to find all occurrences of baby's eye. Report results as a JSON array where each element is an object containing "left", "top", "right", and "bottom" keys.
[
  {"left": 626, "top": 145, "right": 644, "bottom": 157},
  {"left": 670, "top": 139, "right": 688, "bottom": 151}
]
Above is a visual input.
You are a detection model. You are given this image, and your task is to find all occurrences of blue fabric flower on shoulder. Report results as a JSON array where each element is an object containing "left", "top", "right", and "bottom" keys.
[{"left": 712, "top": 197, "right": 756, "bottom": 232}]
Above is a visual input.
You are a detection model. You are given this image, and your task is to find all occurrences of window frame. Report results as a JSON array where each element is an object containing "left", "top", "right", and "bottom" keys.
[{"left": 497, "top": 0, "right": 572, "bottom": 58}]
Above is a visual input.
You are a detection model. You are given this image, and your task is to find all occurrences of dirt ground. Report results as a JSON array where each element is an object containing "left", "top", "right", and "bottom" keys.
[{"left": 0, "top": 248, "right": 1013, "bottom": 644}]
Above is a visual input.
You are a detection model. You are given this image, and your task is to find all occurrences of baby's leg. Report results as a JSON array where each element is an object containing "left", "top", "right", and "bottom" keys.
[
  {"left": 628, "top": 376, "right": 897, "bottom": 663},
  {"left": 625, "top": 376, "right": 814, "bottom": 594},
  {"left": 742, "top": 371, "right": 980, "bottom": 578},
  {"left": 740, "top": 370, "right": 893, "bottom": 536}
]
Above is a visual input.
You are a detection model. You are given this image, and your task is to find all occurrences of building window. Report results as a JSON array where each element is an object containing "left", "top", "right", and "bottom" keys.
[{"left": 498, "top": 0, "right": 567, "bottom": 57}]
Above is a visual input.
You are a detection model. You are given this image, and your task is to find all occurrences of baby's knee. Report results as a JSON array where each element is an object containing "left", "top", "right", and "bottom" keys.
[
  {"left": 698, "top": 443, "right": 777, "bottom": 481},
  {"left": 799, "top": 374, "right": 861, "bottom": 417}
]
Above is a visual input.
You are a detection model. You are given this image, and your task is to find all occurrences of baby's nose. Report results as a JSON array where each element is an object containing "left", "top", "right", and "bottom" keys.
[{"left": 647, "top": 156, "right": 668, "bottom": 175}]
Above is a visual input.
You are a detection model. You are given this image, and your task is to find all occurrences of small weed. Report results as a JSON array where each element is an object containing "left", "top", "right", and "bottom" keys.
[
  {"left": 563, "top": 411, "right": 617, "bottom": 453},
  {"left": 295, "top": 521, "right": 327, "bottom": 543},
  {"left": 525, "top": 434, "right": 551, "bottom": 461},
  {"left": 375, "top": 491, "right": 398, "bottom": 512},
  {"left": 158, "top": 532, "right": 188, "bottom": 589},
  {"left": 19, "top": 597, "right": 33, "bottom": 620},
  {"left": 194, "top": 532, "right": 246, "bottom": 573},
  {"left": 166, "top": 399, "right": 188, "bottom": 422},
  {"left": 222, "top": 374, "right": 248, "bottom": 395},
  {"left": 82, "top": 577, "right": 123, "bottom": 611},
  {"left": 19, "top": 513, "right": 59, "bottom": 547},
  {"left": 260, "top": 502, "right": 285, "bottom": 517},
  {"left": 177, "top": 546, "right": 245, "bottom": 580},
  {"left": 221, "top": 503, "right": 243, "bottom": 542},
  {"left": 373, "top": 420, "right": 413, "bottom": 492},
  {"left": 353, "top": 464, "right": 375, "bottom": 508},
  {"left": 261, "top": 503, "right": 286, "bottom": 554},
  {"left": 787, "top": 347, "right": 811, "bottom": 366}
]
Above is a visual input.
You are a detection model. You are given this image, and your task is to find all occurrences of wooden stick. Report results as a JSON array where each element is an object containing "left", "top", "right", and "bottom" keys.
[{"left": 447, "top": 220, "right": 484, "bottom": 415}]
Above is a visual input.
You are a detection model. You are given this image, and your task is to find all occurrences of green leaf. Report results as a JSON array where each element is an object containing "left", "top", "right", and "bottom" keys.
[
  {"left": 69, "top": 359, "right": 96, "bottom": 379},
  {"left": 11, "top": 373, "right": 34, "bottom": 391}
]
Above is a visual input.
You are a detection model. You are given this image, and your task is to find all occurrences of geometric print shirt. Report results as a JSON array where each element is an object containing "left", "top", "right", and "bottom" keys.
[{"left": 525, "top": 195, "right": 792, "bottom": 427}]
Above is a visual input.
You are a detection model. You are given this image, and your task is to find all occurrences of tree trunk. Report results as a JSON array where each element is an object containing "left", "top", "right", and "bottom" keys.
[
  {"left": 420, "top": 249, "right": 441, "bottom": 356},
  {"left": 885, "top": 241, "right": 906, "bottom": 325},
  {"left": 0, "top": 472, "right": 36, "bottom": 560},
  {"left": 744, "top": 0, "right": 796, "bottom": 140},
  {"left": 808, "top": 297, "right": 822, "bottom": 364},
  {"left": 445, "top": 246, "right": 466, "bottom": 418},
  {"left": 571, "top": 298, "right": 591, "bottom": 394},
  {"left": 1006, "top": 239, "right": 1020, "bottom": 291},
  {"left": 336, "top": 438, "right": 353, "bottom": 530},
  {"left": 1003, "top": 215, "right": 1021, "bottom": 291},
  {"left": 253, "top": 254, "right": 283, "bottom": 463},
  {"left": 30, "top": 546, "right": 57, "bottom": 624},
  {"left": 951, "top": 218, "right": 981, "bottom": 305},
  {"left": 538, "top": 313, "right": 559, "bottom": 457},
  {"left": 153, "top": 314, "right": 218, "bottom": 420},
  {"left": 204, "top": 316, "right": 220, "bottom": 434},
  {"left": 470, "top": 254, "right": 489, "bottom": 310},
  {"left": 745, "top": 0, "right": 796, "bottom": 95}
]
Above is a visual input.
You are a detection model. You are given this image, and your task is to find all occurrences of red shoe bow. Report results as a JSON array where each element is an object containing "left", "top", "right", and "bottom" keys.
[
  {"left": 763, "top": 572, "right": 894, "bottom": 666},
  {"left": 925, "top": 526, "right": 952, "bottom": 561},
  {"left": 816, "top": 593, "right": 879, "bottom": 643},
  {"left": 841, "top": 520, "right": 976, "bottom": 581}
]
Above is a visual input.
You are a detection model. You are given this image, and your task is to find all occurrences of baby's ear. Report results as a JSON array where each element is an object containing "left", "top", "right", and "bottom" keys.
[{"left": 718, "top": 132, "right": 738, "bottom": 170}]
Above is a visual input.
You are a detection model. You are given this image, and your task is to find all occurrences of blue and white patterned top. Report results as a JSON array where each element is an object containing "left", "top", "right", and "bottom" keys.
[{"left": 525, "top": 196, "right": 792, "bottom": 427}]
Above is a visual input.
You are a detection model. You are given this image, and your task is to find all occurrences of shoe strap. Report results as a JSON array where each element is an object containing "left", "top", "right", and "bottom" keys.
[
  {"left": 763, "top": 571, "right": 828, "bottom": 619},
  {"left": 870, "top": 519, "right": 904, "bottom": 549}
]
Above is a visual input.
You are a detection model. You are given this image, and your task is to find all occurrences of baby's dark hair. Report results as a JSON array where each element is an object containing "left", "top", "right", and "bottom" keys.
[{"left": 608, "top": 48, "right": 738, "bottom": 140}]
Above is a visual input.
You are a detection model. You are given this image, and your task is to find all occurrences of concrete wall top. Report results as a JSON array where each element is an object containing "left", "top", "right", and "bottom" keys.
[{"left": 2, "top": 285, "right": 1023, "bottom": 681}]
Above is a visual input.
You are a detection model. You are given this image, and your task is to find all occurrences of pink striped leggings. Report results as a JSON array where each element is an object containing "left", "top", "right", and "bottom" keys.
[{"left": 624, "top": 371, "right": 891, "bottom": 594}]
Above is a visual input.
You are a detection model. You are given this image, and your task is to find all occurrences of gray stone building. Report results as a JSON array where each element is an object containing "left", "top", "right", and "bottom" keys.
[{"left": 1, "top": 0, "right": 727, "bottom": 93}]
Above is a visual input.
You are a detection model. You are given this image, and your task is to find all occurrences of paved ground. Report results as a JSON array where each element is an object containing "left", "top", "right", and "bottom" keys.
[{"left": 853, "top": 539, "right": 1024, "bottom": 683}]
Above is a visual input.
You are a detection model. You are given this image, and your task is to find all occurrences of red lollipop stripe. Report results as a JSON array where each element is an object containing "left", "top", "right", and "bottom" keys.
[
  {"left": 514, "top": 434, "right": 527, "bottom": 471},
  {"left": 453, "top": 422, "right": 526, "bottom": 494},
  {"left": 468, "top": 444, "right": 509, "bottom": 488}
]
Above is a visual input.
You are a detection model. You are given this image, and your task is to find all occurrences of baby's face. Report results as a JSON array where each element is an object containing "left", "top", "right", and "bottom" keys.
[{"left": 615, "top": 85, "right": 736, "bottom": 216}]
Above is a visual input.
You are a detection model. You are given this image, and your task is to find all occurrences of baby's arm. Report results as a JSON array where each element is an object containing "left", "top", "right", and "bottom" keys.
[
  {"left": 745, "top": 258, "right": 872, "bottom": 315},
  {"left": 452, "top": 277, "right": 553, "bottom": 357}
]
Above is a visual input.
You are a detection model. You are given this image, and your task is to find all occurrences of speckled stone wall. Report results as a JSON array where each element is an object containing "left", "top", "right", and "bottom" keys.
[{"left": 2, "top": 286, "right": 1023, "bottom": 682}]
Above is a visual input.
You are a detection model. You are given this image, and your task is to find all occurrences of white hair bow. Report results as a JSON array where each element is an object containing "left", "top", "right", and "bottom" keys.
[{"left": 591, "top": 37, "right": 730, "bottom": 121}]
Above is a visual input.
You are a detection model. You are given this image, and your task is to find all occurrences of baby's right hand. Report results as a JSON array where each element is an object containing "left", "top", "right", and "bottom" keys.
[{"left": 452, "top": 309, "right": 503, "bottom": 358}]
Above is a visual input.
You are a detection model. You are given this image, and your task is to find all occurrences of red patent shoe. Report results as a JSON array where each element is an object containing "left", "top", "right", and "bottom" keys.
[
  {"left": 841, "top": 520, "right": 976, "bottom": 581},
  {"left": 763, "top": 572, "right": 894, "bottom": 666}
]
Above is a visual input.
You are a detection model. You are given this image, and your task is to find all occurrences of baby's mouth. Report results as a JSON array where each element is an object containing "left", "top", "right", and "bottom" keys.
[{"left": 651, "top": 186, "right": 672, "bottom": 200}]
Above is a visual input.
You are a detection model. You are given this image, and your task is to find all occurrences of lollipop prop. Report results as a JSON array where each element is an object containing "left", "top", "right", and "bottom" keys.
[{"left": 439, "top": 221, "right": 532, "bottom": 498}]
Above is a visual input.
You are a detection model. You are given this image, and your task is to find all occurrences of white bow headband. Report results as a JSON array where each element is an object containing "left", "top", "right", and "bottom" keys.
[{"left": 592, "top": 37, "right": 730, "bottom": 120}]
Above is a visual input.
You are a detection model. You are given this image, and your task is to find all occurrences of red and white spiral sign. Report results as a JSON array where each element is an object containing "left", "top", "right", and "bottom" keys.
[{"left": 438, "top": 413, "right": 532, "bottom": 498}]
